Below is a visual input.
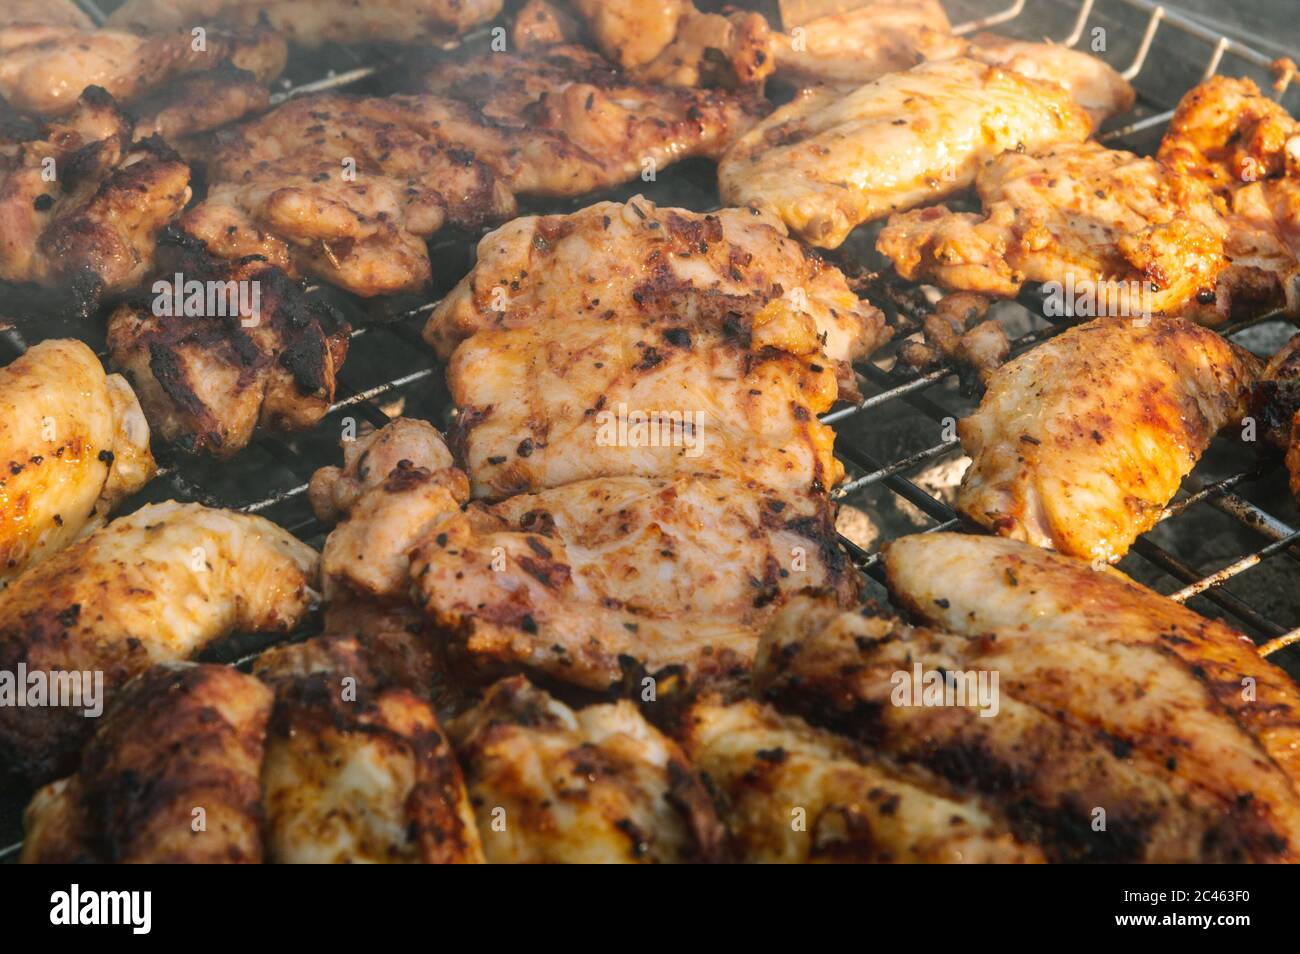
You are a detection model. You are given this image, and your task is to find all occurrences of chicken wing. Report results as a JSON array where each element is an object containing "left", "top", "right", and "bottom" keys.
[
  {"left": 679, "top": 696, "right": 1043, "bottom": 863},
  {"left": 0, "top": 87, "right": 190, "bottom": 314},
  {"left": 449, "top": 676, "right": 724, "bottom": 863},
  {"left": 955, "top": 315, "right": 1258, "bottom": 564},
  {"left": 106, "top": 247, "right": 351, "bottom": 459},
  {"left": 877, "top": 141, "right": 1229, "bottom": 319},
  {"left": 109, "top": 0, "right": 503, "bottom": 47},
  {"left": 0, "top": 339, "right": 154, "bottom": 585},
  {"left": 422, "top": 196, "right": 888, "bottom": 375},
  {"left": 0, "top": 501, "right": 318, "bottom": 784},
  {"left": 409, "top": 470, "right": 857, "bottom": 691},
  {"left": 877, "top": 532, "right": 1300, "bottom": 860},
  {"left": 718, "top": 57, "right": 1095, "bottom": 248},
  {"left": 22, "top": 663, "right": 272, "bottom": 864}
]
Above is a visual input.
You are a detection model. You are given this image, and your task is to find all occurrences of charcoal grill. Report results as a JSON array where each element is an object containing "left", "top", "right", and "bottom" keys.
[{"left": 2, "top": 0, "right": 1299, "bottom": 859}]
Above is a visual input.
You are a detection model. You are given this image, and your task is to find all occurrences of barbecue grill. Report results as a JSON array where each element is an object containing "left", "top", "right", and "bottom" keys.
[{"left": 2, "top": 0, "right": 1299, "bottom": 860}]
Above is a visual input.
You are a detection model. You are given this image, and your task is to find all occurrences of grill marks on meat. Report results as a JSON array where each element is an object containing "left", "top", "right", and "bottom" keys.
[
  {"left": 954, "top": 316, "right": 1259, "bottom": 565},
  {"left": 0, "top": 88, "right": 190, "bottom": 315},
  {"left": 21, "top": 663, "right": 273, "bottom": 864},
  {"left": 449, "top": 675, "right": 724, "bottom": 863},
  {"left": 107, "top": 249, "right": 351, "bottom": 459}
]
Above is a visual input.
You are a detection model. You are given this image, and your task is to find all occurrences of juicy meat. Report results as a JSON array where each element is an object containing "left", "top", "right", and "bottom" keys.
[
  {"left": 0, "top": 23, "right": 285, "bottom": 122},
  {"left": 109, "top": 0, "right": 503, "bottom": 47},
  {"left": 878, "top": 141, "right": 1229, "bottom": 319},
  {"left": 0, "top": 88, "right": 190, "bottom": 312},
  {"left": 1254, "top": 332, "right": 1300, "bottom": 501},
  {"left": 679, "top": 696, "right": 1044, "bottom": 863},
  {"left": 182, "top": 94, "right": 516, "bottom": 298},
  {"left": 718, "top": 57, "right": 1095, "bottom": 248},
  {"left": 106, "top": 248, "right": 351, "bottom": 459},
  {"left": 22, "top": 663, "right": 272, "bottom": 864},
  {"left": 449, "top": 676, "right": 724, "bottom": 863},
  {"left": 0, "top": 339, "right": 154, "bottom": 585},
  {"left": 1, "top": 0, "right": 93, "bottom": 29},
  {"left": 409, "top": 470, "right": 858, "bottom": 692},
  {"left": 954, "top": 315, "right": 1259, "bottom": 564},
  {"left": 0, "top": 501, "right": 318, "bottom": 784},
  {"left": 423, "top": 196, "right": 888, "bottom": 375},
  {"left": 878, "top": 532, "right": 1300, "bottom": 861},
  {"left": 130, "top": 63, "right": 273, "bottom": 142}
]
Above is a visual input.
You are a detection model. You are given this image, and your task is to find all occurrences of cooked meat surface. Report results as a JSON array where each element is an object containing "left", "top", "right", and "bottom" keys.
[
  {"left": 0, "top": 87, "right": 190, "bottom": 313},
  {"left": 679, "top": 696, "right": 1044, "bottom": 863},
  {"left": 878, "top": 141, "right": 1229, "bottom": 319},
  {"left": 423, "top": 197, "right": 888, "bottom": 375},
  {"left": 0, "top": 23, "right": 285, "bottom": 120},
  {"left": 718, "top": 57, "right": 1096, "bottom": 248},
  {"left": 107, "top": 248, "right": 351, "bottom": 459},
  {"left": 22, "top": 663, "right": 272, "bottom": 864},
  {"left": 410, "top": 470, "right": 857, "bottom": 691},
  {"left": 1255, "top": 332, "right": 1300, "bottom": 501},
  {"left": 1, "top": 0, "right": 94, "bottom": 29},
  {"left": 877, "top": 532, "right": 1300, "bottom": 860},
  {"left": 449, "top": 676, "right": 724, "bottom": 862},
  {"left": 0, "top": 501, "right": 318, "bottom": 784},
  {"left": 130, "top": 63, "right": 273, "bottom": 142},
  {"left": 954, "top": 315, "right": 1258, "bottom": 564},
  {"left": 109, "top": 0, "right": 503, "bottom": 46},
  {"left": 0, "top": 339, "right": 154, "bottom": 585}
]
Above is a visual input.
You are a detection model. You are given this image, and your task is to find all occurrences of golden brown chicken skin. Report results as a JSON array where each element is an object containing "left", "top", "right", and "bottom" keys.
[
  {"left": 954, "top": 315, "right": 1259, "bottom": 564},
  {"left": 449, "top": 676, "right": 725, "bottom": 863},
  {"left": 22, "top": 663, "right": 273, "bottom": 864},
  {"left": 877, "top": 533, "right": 1300, "bottom": 861},
  {"left": 0, "top": 501, "right": 318, "bottom": 784}
]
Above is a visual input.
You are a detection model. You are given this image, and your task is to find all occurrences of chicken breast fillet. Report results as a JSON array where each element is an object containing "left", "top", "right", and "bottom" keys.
[
  {"left": 877, "top": 533, "right": 1300, "bottom": 861},
  {"left": 449, "top": 676, "right": 725, "bottom": 863},
  {"left": 955, "top": 316, "right": 1259, "bottom": 564},
  {"left": 0, "top": 87, "right": 190, "bottom": 314},
  {"left": 679, "top": 697, "right": 1044, "bottom": 863},
  {"left": 109, "top": 0, "right": 503, "bottom": 47},
  {"left": 0, "top": 23, "right": 285, "bottom": 121},
  {"left": 422, "top": 196, "right": 888, "bottom": 376},
  {"left": 22, "top": 663, "right": 273, "bottom": 864},
  {"left": 0, "top": 501, "right": 318, "bottom": 784},
  {"left": 719, "top": 57, "right": 1096, "bottom": 249},
  {"left": 107, "top": 247, "right": 351, "bottom": 459},
  {"left": 0, "top": 339, "right": 154, "bottom": 585},
  {"left": 410, "top": 470, "right": 857, "bottom": 692},
  {"left": 878, "top": 142, "right": 1229, "bottom": 319}
]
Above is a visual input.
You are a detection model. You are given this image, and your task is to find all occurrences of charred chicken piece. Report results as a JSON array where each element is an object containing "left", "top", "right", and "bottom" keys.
[
  {"left": 450, "top": 675, "right": 725, "bottom": 863},
  {"left": 106, "top": 249, "right": 350, "bottom": 459},
  {"left": 0, "top": 501, "right": 318, "bottom": 785},
  {"left": 22, "top": 663, "right": 273, "bottom": 864},
  {"left": 1255, "top": 333, "right": 1300, "bottom": 501},
  {"left": 894, "top": 292, "right": 1008, "bottom": 385},
  {"left": 0, "top": 339, "right": 155, "bottom": 586},
  {"left": 954, "top": 315, "right": 1259, "bottom": 564},
  {"left": 130, "top": 62, "right": 274, "bottom": 143},
  {"left": 0, "top": 87, "right": 190, "bottom": 314}
]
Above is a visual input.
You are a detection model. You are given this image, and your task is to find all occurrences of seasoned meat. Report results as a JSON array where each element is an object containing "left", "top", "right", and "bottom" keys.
[{"left": 1254, "top": 332, "right": 1300, "bottom": 501}]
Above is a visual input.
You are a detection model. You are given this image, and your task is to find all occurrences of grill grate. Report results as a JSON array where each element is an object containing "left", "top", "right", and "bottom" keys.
[{"left": 2, "top": 0, "right": 1299, "bottom": 859}]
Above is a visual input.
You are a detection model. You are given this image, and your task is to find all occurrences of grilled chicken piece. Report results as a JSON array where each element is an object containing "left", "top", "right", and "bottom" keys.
[
  {"left": 878, "top": 532, "right": 1300, "bottom": 861},
  {"left": 22, "top": 663, "right": 273, "bottom": 864},
  {"left": 450, "top": 676, "right": 724, "bottom": 863},
  {"left": 309, "top": 419, "right": 469, "bottom": 602},
  {"left": 414, "top": 44, "right": 768, "bottom": 197},
  {"left": 1255, "top": 333, "right": 1300, "bottom": 501},
  {"left": 109, "top": 0, "right": 503, "bottom": 47},
  {"left": 181, "top": 94, "right": 516, "bottom": 298},
  {"left": 954, "top": 315, "right": 1258, "bottom": 564},
  {"left": 0, "top": 501, "right": 318, "bottom": 785},
  {"left": 130, "top": 63, "right": 273, "bottom": 142},
  {"left": 719, "top": 57, "right": 1095, "bottom": 249},
  {"left": 2, "top": 0, "right": 93, "bottom": 29},
  {"left": 254, "top": 637, "right": 483, "bottom": 864},
  {"left": 679, "top": 696, "right": 1044, "bottom": 863},
  {"left": 0, "top": 87, "right": 190, "bottom": 313},
  {"left": 423, "top": 196, "right": 888, "bottom": 377},
  {"left": 878, "top": 142, "right": 1229, "bottom": 319},
  {"left": 410, "top": 470, "right": 857, "bottom": 692},
  {"left": 1159, "top": 76, "right": 1300, "bottom": 320},
  {"left": 106, "top": 249, "right": 351, "bottom": 459},
  {"left": 0, "top": 23, "right": 285, "bottom": 121}
]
